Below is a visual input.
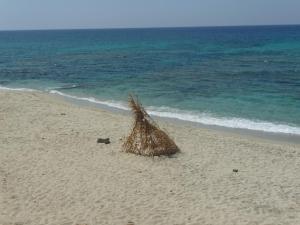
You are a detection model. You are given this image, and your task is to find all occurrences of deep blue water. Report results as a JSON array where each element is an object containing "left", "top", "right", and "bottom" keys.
[{"left": 1, "top": 26, "right": 300, "bottom": 134}]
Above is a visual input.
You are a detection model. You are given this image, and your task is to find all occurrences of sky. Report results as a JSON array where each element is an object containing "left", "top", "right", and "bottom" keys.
[{"left": 0, "top": 0, "right": 300, "bottom": 30}]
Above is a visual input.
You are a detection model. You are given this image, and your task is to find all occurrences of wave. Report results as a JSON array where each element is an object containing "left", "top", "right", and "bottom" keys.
[
  {"left": 45, "top": 84, "right": 82, "bottom": 92},
  {"left": 49, "top": 90, "right": 129, "bottom": 110},
  {"left": 49, "top": 90, "right": 300, "bottom": 135},
  {"left": 0, "top": 85, "right": 36, "bottom": 92},
  {"left": 148, "top": 106, "right": 300, "bottom": 135}
]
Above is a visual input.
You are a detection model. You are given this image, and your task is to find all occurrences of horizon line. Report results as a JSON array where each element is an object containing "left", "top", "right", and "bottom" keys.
[{"left": 0, "top": 23, "right": 300, "bottom": 32}]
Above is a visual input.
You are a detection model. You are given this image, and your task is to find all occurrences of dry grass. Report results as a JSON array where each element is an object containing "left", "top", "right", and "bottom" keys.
[{"left": 123, "top": 95, "right": 180, "bottom": 156}]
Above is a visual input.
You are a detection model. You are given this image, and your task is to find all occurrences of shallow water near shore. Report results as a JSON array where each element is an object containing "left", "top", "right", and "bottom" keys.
[{"left": 1, "top": 25, "right": 300, "bottom": 135}]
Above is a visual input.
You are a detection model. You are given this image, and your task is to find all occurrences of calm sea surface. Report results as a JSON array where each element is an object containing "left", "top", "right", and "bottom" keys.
[{"left": 0, "top": 26, "right": 300, "bottom": 134}]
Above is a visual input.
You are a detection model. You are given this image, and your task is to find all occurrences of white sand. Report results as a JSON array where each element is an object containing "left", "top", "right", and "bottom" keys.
[{"left": 0, "top": 91, "right": 299, "bottom": 225}]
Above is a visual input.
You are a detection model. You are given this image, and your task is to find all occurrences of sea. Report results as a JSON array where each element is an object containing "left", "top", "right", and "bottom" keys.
[{"left": 0, "top": 25, "right": 300, "bottom": 135}]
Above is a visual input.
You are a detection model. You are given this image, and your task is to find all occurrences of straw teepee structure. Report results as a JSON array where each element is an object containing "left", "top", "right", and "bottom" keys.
[{"left": 123, "top": 95, "right": 180, "bottom": 156}]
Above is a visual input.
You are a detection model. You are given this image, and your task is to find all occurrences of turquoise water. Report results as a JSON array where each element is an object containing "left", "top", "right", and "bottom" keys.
[{"left": 0, "top": 26, "right": 300, "bottom": 134}]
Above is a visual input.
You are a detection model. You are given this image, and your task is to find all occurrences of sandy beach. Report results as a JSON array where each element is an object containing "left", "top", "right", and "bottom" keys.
[{"left": 0, "top": 90, "right": 299, "bottom": 225}]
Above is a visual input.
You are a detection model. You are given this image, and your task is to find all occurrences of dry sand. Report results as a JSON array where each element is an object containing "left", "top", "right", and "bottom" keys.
[{"left": 0, "top": 91, "right": 299, "bottom": 225}]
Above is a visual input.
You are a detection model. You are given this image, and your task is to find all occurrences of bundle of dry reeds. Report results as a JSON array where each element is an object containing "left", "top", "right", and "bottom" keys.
[{"left": 123, "top": 95, "right": 180, "bottom": 156}]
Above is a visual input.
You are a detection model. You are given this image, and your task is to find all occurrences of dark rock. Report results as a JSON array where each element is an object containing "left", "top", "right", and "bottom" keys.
[
  {"left": 60, "top": 113, "right": 66, "bottom": 115},
  {"left": 97, "top": 138, "right": 110, "bottom": 144},
  {"left": 233, "top": 169, "right": 238, "bottom": 173}
]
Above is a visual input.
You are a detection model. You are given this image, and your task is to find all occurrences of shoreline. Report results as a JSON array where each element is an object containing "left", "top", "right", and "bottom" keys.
[
  {"left": 1, "top": 85, "right": 300, "bottom": 139},
  {"left": 1, "top": 90, "right": 300, "bottom": 225},
  {"left": 50, "top": 90, "right": 300, "bottom": 145}
]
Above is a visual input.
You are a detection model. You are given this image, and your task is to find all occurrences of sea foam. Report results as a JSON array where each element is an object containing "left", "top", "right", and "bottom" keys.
[
  {"left": 49, "top": 90, "right": 128, "bottom": 110},
  {"left": 49, "top": 90, "right": 300, "bottom": 135},
  {"left": 0, "top": 85, "right": 36, "bottom": 92}
]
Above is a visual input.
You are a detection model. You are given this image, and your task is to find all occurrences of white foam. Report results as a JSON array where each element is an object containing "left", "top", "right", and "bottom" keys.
[
  {"left": 49, "top": 90, "right": 300, "bottom": 135},
  {"left": 0, "top": 85, "right": 36, "bottom": 92},
  {"left": 49, "top": 90, "right": 128, "bottom": 110},
  {"left": 147, "top": 106, "right": 300, "bottom": 135}
]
